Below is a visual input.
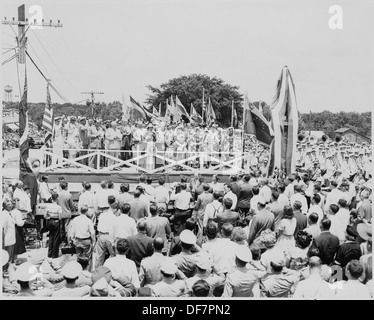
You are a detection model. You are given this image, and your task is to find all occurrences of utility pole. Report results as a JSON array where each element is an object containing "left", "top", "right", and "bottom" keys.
[
  {"left": 2, "top": 4, "right": 63, "bottom": 64},
  {"left": 81, "top": 91, "right": 104, "bottom": 118}
]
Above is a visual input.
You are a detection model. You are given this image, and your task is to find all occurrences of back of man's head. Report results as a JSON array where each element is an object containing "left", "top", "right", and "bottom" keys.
[
  {"left": 153, "top": 237, "right": 164, "bottom": 251},
  {"left": 100, "top": 180, "right": 107, "bottom": 189},
  {"left": 116, "top": 239, "right": 130, "bottom": 255},
  {"left": 202, "top": 183, "right": 210, "bottom": 192},
  {"left": 121, "top": 203, "right": 131, "bottom": 215},
  {"left": 308, "top": 212, "right": 319, "bottom": 225},
  {"left": 60, "top": 181, "right": 68, "bottom": 190},
  {"left": 308, "top": 256, "right": 322, "bottom": 269},
  {"left": 158, "top": 177, "right": 165, "bottom": 186},
  {"left": 223, "top": 197, "right": 233, "bottom": 209},
  {"left": 329, "top": 204, "right": 339, "bottom": 215},
  {"left": 294, "top": 184, "right": 302, "bottom": 193},
  {"left": 221, "top": 223, "right": 233, "bottom": 238},
  {"left": 244, "top": 174, "right": 251, "bottom": 182},
  {"left": 149, "top": 205, "right": 158, "bottom": 216},
  {"left": 185, "top": 218, "right": 196, "bottom": 231},
  {"left": 312, "top": 193, "right": 321, "bottom": 204},
  {"left": 252, "top": 185, "right": 260, "bottom": 195},
  {"left": 213, "top": 191, "right": 221, "bottom": 200},
  {"left": 278, "top": 183, "right": 286, "bottom": 193},
  {"left": 293, "top": 201, "right": 302, "bottom": 211},
  {"left": 346, "top": 260, "right": 363, "bottom": 279},
  {"left": 180, "top": 183, "right": 187, "bottom": 190},
  {"left": 338, "top": 198, "right": 347, "bottom": 208},
  {"left": 320, "top": 217, "right": 331, "bottom": 231},
  {"left": 108, "top": 195, "right": 116, "bottom": 206},
  {"left": 271, "top": 191, "right": 279, "bottom": 201},
  {"left": 137, "top": 219, "right": 147, "bottom": 232},
  {"left": 120, "top": 183, "right": 129, "bottom": 193},
  {"left": 133, "top": 189, "right": 141, "bottom": 198}
]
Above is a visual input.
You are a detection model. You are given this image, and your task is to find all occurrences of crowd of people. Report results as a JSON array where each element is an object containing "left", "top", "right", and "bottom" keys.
[
  {"left": 2, "top": 132, "right": 19, "bottom": 150},
  {"left": 1, "top": 158, "right": 372, "bottom": 298}
]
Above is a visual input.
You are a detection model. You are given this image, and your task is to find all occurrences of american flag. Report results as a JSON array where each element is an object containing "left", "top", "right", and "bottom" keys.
[
  {"left": 19, "top": 71, "right": 31, "bottom": 173},
  {"left": 42, "top": 84, "right": 54, "bottom": 148},
  {"left": 206, "top": 97, "right": 216, "bottom": 126}
]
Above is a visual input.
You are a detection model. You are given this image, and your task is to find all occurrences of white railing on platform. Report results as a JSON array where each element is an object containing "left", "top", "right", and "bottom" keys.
[{"left": 40, "top": 146, "right": 254, "bottom": 175}]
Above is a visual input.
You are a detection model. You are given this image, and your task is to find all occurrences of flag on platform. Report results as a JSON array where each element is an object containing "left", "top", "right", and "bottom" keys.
[
  {"left": 175, "top": 95, "right": 191, "bottom": 123},
  {"left": 19, "top": 71, "right": 31, "bottom": 173},
  {"left": 201, "top": 88, "right": 206, "bottom": 122},
  {"left": 206, "top": 97, "right": 216, "bottom": 126},
  {"left": 18, "top": 71, "right": 38, "bottom": 213},
  {"left": 129, "top": 96, "right": 150, "bottom": 121},
  {"left": 243, "top": 94, "right": 256, "bottom": 136},
  {"left": 42, "top": 84, "right": 54, "bottom": 149},
  {"left": 152, "top": 106, "right": 158, "bottom": 115},
  {"left": 231, "top": 100, "right": 238, "bottom": 128},
  {"left": 269, "top": 66, "right": 299, "bottom": 176},
  {"left": 121, "top": 94, "right": 129, "bottom": 120},
  {"left": 170, "top": 95, "right": 181, "bottom": 122},
  {"left": 190, "top": 103, "right": 203, "bottom": 124}
]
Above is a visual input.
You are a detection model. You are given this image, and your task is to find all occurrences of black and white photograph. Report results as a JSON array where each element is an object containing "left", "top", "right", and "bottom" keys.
[{"left": 1, "top": 0, "right": 373, "bottom": 304}]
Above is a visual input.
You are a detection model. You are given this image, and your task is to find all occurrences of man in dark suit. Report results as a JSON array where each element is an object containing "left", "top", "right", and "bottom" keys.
[
  {"left": 127, "top": 219, "right": 154, "bottom": 271},
  {"left": 247, "top": 197, "right": 275, "bottom": 249},
  {"left": 292, "top": 201, "right": 307, "bottom": 238},
  {"left": 229, "top": 175, "right": 241, "bottom": 203},
  {"left": 57, "top": 181, "right": 75, "bottom": 245},
  {"left": 314, "top": 217, "right": 340, "bottom": 266},
  {"left": 237, "top": 174, "right": 253, "bottom": 217}
]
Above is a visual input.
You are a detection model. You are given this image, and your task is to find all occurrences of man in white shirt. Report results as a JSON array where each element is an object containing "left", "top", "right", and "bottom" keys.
[
  {"left": 284, "top": 177, "right": 295, "bottom": 199},
  {"left": 223, "top": 183, "right": 237, "bottom": 210},
  {"left": 303, "top": 213, "right": 321, "bottom": 239},
  {"left": 78, "top": 183, "right": 96, "bottom": 221},
  {"left": 250, "top": 185, "right": 262, "bottom": 215},
  {"left": 290, "top": 185, "right": 308, "bottom": 215},
  {"left": 94, "top": 181, "right": 111, "bottom": 218},
  {"left": 116, "top": 183, "right": 133, "bottom": 208},
  {"left": 39, "top": 176, "right": 52, "bottom": 203},
  {"left": 324, "top": 180, "right": 344, "bottom": 213},
  {"left": 203, "top": 191, "right": 224, "bottom": 228},
  {"left": 210, "top": 175, "right": 225, "bottom": 196},
  {"left": 154, "top": 177, "right": 170, "bottom": 211},
  {"left": 104, "top": 238, "right": 140, "bottom": 289},
  {"left": 113, "top": 203, "right": 137, "bottom": 243},
  {"left": 95, "top": 196, "right": 117, "bottom": 268},
  {"left": 13, "top": 181, "right": 32, "bottom": 215},
  {"left": 334, "top": 260, "right": 371, "bottom": 300},
  {"left": 259, "top": 179, "right": 272, "bottom": 204},
  {"left": 293, "top": 256, "right": 335, "bottom": 300},
  {"left": 209, "top": 223, "right": 239, "bottom": 275},
  {"left": 277, "top": 183, "right": 290, "bottom": 209},
  {"left": 307, "top": 193, "right": 324, "bottom": 223},
  {"left": 69, "top": 206, "right": 95, "bottom": 259},
  {"left": 326, "top": 204, "right": 345, "bottom": 242},
  {"left": 335, "top": 199, "right": 350, "bottom": 232}
]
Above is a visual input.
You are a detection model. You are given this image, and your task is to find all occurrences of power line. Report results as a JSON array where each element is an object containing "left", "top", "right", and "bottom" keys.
[
  {"left": 2, "top": 52, "right": 18, "bottom": 65},
  {"left": 26, "top": 50, "right": 69, "bottom": 103},
  {"left": 31, "top": 29, "right": 79, "bottom": 92}
]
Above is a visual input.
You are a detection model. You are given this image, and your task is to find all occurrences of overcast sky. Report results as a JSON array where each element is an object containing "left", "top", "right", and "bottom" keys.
[{"left": 1, "top": 0, "right": 373, "bottom": 113}]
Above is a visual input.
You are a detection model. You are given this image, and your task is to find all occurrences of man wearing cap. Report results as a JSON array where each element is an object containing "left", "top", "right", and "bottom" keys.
[
  {"left": 172, "top": 230, "right": 198, "bottom": 278},
  {"left": 222, "top": 246, "right": 266, "bottom": 297},
  {"left": 150, "top": 257, "right": 188, "bottom": 297},
  {"left": 185, "top": 252, "right": 225, "bottom": 297},
  {"left": 52, "top": 117, "right": 64, "bottom": 166},
  {"left": 52, "top": 261, "right": 91, "bottom": 297},
  {"left": 247, "top": 197, "right": 275, "bottom": 248}
]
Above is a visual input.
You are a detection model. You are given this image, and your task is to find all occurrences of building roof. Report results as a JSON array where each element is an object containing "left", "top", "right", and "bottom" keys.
[{"left": 335, "top": 128, "right": 351, "bottom": 133}]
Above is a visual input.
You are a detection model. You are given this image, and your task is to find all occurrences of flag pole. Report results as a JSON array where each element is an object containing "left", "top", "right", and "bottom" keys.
[
  {"left": 202, "top": 87, "right": 205, "bottom": 123},
  {"left": 231, "top": 100, "right": 234, "bottom": 127}
]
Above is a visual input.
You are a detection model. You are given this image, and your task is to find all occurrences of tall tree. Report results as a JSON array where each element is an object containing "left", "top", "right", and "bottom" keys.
[{"left": 145, "top": 74, "right": 243, "bottom": 127}]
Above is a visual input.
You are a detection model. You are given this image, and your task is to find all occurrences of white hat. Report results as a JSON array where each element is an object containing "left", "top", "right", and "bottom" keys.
[
  {"left": 15, "top": 262, "right": 39, "bottom": 282},
  {"left": 160, "top": 258, "right": 178, "bottom": 275},
  {"left": 180, "top": 230, "right": 196, "bottom": 245},
  {"left": 2, "top": 250, "right": 9, "bottom": 266},
  {"left": 235, "top": 246, "right": 252, "bottom": 263},
  {"left": 195, "top": 253, "right": 212, "bottom": 270},
  {"left": 61, "top": 261, "right": 82, "bottom": 279},
  {"left": 257, "top": 197, "right": 266, "bottom": 206}
]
